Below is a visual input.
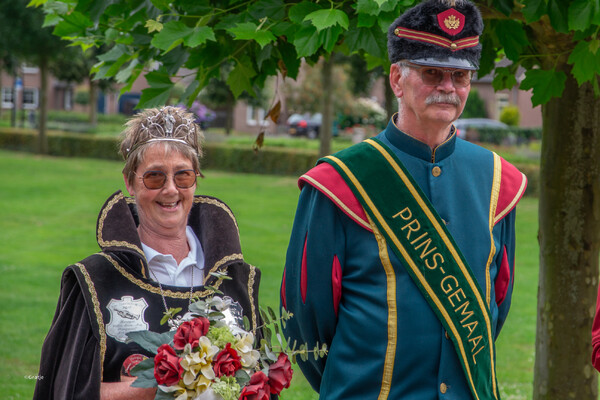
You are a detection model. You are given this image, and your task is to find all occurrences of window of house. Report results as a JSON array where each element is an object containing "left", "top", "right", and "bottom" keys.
[
  {"left": 22, "top": 64, "right": 39, "bottom": 74},
  {"left": 495, "top": 92, "right": 509, "bottom": 119},
  {"left": 23, "top": 87, "right": 39, "bottom": 110},
  {"left": 1, "top": 87, "right": 14, "bottom": 109},
  {"left": 246, "top": 106, "right": 268, "bottom": 127}
]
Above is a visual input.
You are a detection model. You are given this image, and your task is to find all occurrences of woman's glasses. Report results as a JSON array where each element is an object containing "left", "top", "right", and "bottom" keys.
[
  {"left": 400, "top": 63, "right": 473, "bottom": 88},
  {"left": 136, "top": 169, "right": 198, "bottom": 189}
]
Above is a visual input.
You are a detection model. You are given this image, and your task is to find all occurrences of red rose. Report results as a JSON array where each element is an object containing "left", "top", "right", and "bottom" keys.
[
  {"left": 153, "top": 344, "right": 183, "bottom": 386},
  {"left": 267, "top": 353, "right": 293, "bottom": 394},
  {"left": 239, "top": 371, "right": 271, "bottom": 400},
  {"left": 213, "top": 343, "right": 242, "bottom": 377},
  {"left": 173, "top": 317, "right": 210, "bottom": 350}
]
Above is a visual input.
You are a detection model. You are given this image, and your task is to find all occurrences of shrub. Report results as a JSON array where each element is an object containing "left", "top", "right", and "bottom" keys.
[{"left": 500, "top": 105, "right": 521, "bottom": 127}]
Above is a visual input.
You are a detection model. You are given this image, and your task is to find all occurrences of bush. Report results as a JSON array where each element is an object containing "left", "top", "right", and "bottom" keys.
[
  {"left": 0, "top": 128, "right": 539, "bottom": 196},
  {"left": 500, "top": 105, "right": 520, "bottom": 126}
]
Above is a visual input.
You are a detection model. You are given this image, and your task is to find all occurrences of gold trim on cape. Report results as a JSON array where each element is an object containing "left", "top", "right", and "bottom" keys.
[{"left": 75, "top": 263, "right": 107, "bottom": 378}]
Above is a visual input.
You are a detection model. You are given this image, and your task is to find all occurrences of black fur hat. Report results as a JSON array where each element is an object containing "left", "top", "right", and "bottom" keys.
[{"left": 387, "top": 0, "right": 483, "bottom": 70}]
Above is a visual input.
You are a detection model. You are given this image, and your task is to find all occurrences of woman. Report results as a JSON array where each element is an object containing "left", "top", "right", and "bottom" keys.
[{"left": 34, "top": 106, "right": 262, "bottom": 399}]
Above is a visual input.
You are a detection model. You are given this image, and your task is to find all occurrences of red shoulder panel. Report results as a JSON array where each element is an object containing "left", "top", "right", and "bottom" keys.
[
  {"left": 299, "top": 163, "right": 372, "bottom": 231},
  {"left": 494, "top": 157, "right": 528, "bottom": 225}
]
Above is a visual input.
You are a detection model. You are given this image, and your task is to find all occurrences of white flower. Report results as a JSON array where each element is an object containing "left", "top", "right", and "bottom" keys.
[{"left": 233, "top": 332, "right": 260, "bottom": 369}]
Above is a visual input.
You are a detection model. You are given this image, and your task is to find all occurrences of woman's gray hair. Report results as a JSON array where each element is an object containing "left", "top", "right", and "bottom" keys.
[{"left": 119, "top": 106, "right": 204, "bottom": 185}]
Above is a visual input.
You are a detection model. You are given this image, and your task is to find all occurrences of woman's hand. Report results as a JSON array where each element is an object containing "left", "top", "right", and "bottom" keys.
[{"left": 100, "top": 376, "right": 157, "bottom": 400}]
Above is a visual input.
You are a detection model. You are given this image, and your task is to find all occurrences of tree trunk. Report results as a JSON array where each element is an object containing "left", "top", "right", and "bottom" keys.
[
  {"left": 11, "top": 74, "right": 17, "bottom": 128},
  {"left": 319, "top": 56, "right": 333, "bottom": 158},
  {"left": 37, "top": 55, "right": 49, "bottom": 155},
  {"left": 225, "top": 96, "right": 234, "bottom": 135},
  {"left": 533, "top": 71, "right": 600, "bottom": 399},
  {"left": 89, "top": 79, "right": 98, "bottom": 126}
]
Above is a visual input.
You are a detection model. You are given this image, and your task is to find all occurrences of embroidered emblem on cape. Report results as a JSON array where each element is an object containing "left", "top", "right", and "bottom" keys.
[
  {"left": 437, "top": 8, "right": 465, "bottom": 36},
  {"left": 106, "top": 296, "right": 149, "bottom": 343}
]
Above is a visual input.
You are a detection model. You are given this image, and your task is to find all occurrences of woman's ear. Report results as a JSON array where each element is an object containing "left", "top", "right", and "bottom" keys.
[{"left": 123, "top": 173, "right": 135, "bottom": 196}]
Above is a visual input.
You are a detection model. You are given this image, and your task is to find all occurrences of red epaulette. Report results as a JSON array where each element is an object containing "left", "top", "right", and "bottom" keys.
[
  {"left": 494, "top": 157, "right": 528, "bottom": 225},
  {"left": 299, "top": 163, "right": 372, "bottom": 232}
]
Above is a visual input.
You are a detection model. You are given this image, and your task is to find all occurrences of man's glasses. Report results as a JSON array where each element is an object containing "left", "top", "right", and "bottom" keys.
[
  {"left": 136, "top": 169, "right": 198, "bottom": 190},
  {"left": 400, "top": 63, "right": 473, "bottom": 88}
]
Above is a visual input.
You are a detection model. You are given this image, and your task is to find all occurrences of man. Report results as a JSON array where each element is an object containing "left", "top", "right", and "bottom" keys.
[{"left": 280, "top": 0, "right": 527, "bottom": 399}]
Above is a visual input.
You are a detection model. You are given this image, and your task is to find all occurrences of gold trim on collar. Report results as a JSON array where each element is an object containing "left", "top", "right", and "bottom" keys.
[
  {"left": 98, "top": 253, "right": 224, "bottom": 297},
  {"left": 97, "top": 192, "right": 144, "bottom": 257},
  {"left": 195, "top": 196, "right": 239, "bottom": 232}
]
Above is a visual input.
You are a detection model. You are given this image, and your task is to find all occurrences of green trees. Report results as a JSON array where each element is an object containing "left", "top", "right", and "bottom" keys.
[{"left": 36, "top": 0, "right": 600, "bottom": 398}]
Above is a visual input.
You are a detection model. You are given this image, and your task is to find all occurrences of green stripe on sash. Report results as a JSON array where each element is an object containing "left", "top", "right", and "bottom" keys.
[{"left": 322, "top": 138, "right": 499, "bottom": 400}]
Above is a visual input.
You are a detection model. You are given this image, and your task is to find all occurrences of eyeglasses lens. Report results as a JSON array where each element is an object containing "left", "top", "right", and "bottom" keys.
[
  {"left": 421, "top": 68, "right": 471, "bottom": 87},
  {"left": 174, "top": 170, "right": 196, "bottom": 188},
  {"left": 142, "top": 170, "right": 196, "bottom": 189}
]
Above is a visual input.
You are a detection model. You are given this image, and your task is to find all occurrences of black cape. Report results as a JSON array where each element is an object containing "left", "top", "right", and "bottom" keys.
[{"left": 34, "top": 191, "right": 262, "bottom": 400}]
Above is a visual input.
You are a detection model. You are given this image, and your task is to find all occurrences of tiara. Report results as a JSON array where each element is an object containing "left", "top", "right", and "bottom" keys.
[
  {"left": 140, "top": 107, "right": 196, "bottom": 140},
  {"left": 126, "top": 107, "right": 198, "bottom": 158}
]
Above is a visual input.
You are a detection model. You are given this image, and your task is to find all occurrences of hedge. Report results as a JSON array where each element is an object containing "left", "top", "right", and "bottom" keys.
[
  {"left": 0, "top": 128, "right": 538, "bottom": 196},
  {"left": 0, "top": 128, "right": 319, "bottom": 177}
]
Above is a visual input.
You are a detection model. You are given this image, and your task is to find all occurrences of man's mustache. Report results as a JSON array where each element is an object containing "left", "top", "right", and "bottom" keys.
[{"left": 425, "top": 93, "right": 461, "bottom": 106}]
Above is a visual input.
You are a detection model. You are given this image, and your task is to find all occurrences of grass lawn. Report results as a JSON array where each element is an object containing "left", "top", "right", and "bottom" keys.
[{"left": 0, "top": 149, "right": 537, "bottom": 399}]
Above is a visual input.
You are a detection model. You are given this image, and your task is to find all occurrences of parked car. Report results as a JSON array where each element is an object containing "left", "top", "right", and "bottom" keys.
[
  {"left": 453, "top": 118, "right": 509, "bottom": 141},
  {"left": 287, "top": 113, "right": 322, "bottom": 139}
]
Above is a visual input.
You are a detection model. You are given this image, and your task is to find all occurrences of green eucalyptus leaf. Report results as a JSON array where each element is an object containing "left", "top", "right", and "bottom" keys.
[
  {"left": 127, "top": 330, "right": 174, "bottom": 354},
  {"left": 235, "top": 369, "right": 251, "bottom": 386},
  {"left": 129, "top": 358, "right": 158, "bottom": 388}
]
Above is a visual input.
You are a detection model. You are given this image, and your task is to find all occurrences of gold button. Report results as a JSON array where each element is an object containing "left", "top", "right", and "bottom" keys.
[
  {"left": 440, "top": 382, "right": 448, "bottom": 394},
  {"left": 450, "top": 43, "right": 457, "bottom": 50},
  {"left": 394, "top": 27, "right": 401, "bottom": 36},
  {"left": 432, "top": 166, "right": 442, "bottom": 177}
]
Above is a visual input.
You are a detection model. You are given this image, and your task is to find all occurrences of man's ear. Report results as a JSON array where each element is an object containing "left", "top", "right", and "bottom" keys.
[{"left": 389, "top": 63, "right": 404, "bottom": 98}]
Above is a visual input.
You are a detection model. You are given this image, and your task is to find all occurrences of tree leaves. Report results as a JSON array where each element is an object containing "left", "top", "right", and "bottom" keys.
[
  {"left": 228, "top": 22, "right": 276, "bottom": 48},
  {"left": 568, "top": 40, "right": 600, "bottom": 86},
  {"left": 568, "top": 0, "right": 600, "bottom": 31},
  {"left": 304, "top": 9, "right": 349, "bottom": 31},
  {"left": 494, "top": 20, "right": 529, "bottom": 62},
  {"left": 520, "top": 69, "right": 567, "bottom": 107}
]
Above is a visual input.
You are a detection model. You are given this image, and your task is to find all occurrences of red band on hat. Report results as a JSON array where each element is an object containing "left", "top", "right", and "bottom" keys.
[{"left": 393, "top": 27, "right": 479, "bottom": 52}]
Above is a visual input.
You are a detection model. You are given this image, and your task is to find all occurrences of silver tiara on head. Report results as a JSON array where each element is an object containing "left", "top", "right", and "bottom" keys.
[
  {"left": 126, "top": 107, "right": 198, "bottom": 158},
  {"left": 140, "top": 106, "right": 195, "bottom": 140}
]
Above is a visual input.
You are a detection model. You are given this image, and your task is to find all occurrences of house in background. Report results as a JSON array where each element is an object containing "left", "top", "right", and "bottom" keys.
[{"left": 1, "top": 61, "right": 542, "bottom": 132}]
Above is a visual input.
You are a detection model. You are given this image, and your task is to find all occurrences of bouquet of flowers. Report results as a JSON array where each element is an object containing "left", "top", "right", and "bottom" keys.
[{"left": 127, "top": 293, "right": 326, "bottom": 400}]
